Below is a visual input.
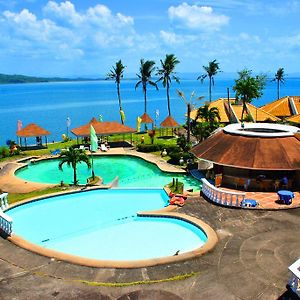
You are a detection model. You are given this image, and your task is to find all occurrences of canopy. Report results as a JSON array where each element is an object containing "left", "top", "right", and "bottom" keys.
[
  {"left": 16, "top": 123, "right": 50, "bottom": 137},
  {"left": 140, "top": 113, "right": 153, "bottom": 124},
  {"left": 160, "top": 116, "right": 180, "bottom": 128}
]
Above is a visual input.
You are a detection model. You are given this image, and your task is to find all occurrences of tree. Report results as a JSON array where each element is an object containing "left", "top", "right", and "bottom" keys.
[
  {"left": 272, "top": 67, "right": 285, "bottom": 99},
  {"left": 177, "top": 90, "right": 204, "bottom": 143},
  {"left": 58, "top": 146, "right": 91, "bottom": 185},
  {"left": 135, "top": 59, "right": 158, "bottom": 115},
  {"left": 196, "top": 104, "right": 220, "bottom": 124},
  {"left": 156, "top": 54, "right": 180, "bottom": 116},
  {"left": 233, "top": 69, "right": 267, "bottom": 121},
  {"left": 198, "top": 59, "right": 220, "bottom": 102},
  {"left": 106, "top": 60, "right": 126, "bottom": 124}
]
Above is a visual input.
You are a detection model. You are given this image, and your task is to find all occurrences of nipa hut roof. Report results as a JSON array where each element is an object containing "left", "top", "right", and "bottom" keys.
[
  {"left": 71, "top": 118, "right": 136, "bottom": 137},
  {"left": 16, "top": 123, "right": 50, "bottom": 137},
  {"left": 191, "top": 126, "right": 300, "bottom": 170},
  {"left": 160, "top": 116, "right": 180, "bottom": 128},
  {"left": 140, "top": 113, "right": 153, "bottom": 124}
]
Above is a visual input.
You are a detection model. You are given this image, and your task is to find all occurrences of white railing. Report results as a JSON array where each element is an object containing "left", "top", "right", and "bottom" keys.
[
  {"left": 201, "top": 178, "right": 245, "bottom": 207},
  {"left": 0, "top": 210, "right": 12, "bottom": 235},
  {"left": 0, "top": 192, "right": 8, "bottom": 210},
  {"left": 288, "top": 258, "right": 300, "bottom": 297}
]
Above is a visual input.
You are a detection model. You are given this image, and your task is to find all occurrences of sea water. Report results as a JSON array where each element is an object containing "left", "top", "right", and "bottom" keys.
[{"left": 0, "top": 77, "right": 300, "bottom": 145}]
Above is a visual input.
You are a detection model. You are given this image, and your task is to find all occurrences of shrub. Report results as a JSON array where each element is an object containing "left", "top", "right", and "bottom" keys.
[
  {"left": 136, "top": 144, "right": 160, "bottom": 153},
  {"left": 168, "top": 150, "right": 183, "bottom": 165},
  {"left": 0, "top": 146, "right": 10, "bottom": 158}
]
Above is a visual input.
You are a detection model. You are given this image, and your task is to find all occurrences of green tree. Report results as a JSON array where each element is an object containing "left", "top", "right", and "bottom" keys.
[
  {"left": 156, "top": 54, "right": 180, "bottom": 116},
  {"left": 58, "top": 147, "right": 91, "bottom": 185},
  {"left": 196, "top": 104, "right": 220, "bottom": 124},
  {"left": 106, "top": 60, "right": 126, "bottom": 124},
  {"left": 177, "top": 90, "right": 204, "bottom": 143},
  {"left": 233, "top": 69, "right": 267, "bottom": 121},
  {"left": 198, "top": 59, "right": 220, "bottom": 102},
  {"left": 135, "top": 59, "right": 158, "bottom": 115},
  {"left": 272, "top": 67, "right": 285, "bottom": 99}
]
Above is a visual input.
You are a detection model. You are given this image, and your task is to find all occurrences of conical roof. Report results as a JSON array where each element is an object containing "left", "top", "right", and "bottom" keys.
[
  {"left": 140, "top": 113, "right": 153, "bottom": 124},
  {"left": 17, "top": 123, "right": 50, "bottom": 137},
  {"left": 160, "top": 116, "right": 180, "bottom": 128}
]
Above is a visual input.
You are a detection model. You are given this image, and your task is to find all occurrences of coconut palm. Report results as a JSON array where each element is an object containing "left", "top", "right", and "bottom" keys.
[
  {"left": 58, "top": 146, "right": 91, "bottom": 185},
  {"left": 198, "top": 59, "right": 220, "bottom": 102},
  {"left": 135, "top": 59, "right": 158, "bottom": 115},
  {"left": 196, "top": 104, "right": 220, "bottom": 124},
  {"left": 233, "top": 68, "right": 267, "bottom": 121},
  {"left": 106, "top": 60, "right": 126, "bottom": 124},
  {"left": 177, "top": 90, "right": 204, "bottom": 143},
  {"left": 156, "top": 54, "right": 180, "bottom": 116},
  {"left": 272, "top": 67, "right": 285, "bottom": 99}
]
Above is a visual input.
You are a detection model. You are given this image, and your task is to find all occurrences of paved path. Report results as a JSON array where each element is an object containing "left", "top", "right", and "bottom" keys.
[{"left": 0, "top": 197, "right": 299, "bottom": 299}]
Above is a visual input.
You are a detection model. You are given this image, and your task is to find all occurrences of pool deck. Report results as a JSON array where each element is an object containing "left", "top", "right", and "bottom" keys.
[{"left": 0, "top": 195, "right": 299, "bottom": 299}]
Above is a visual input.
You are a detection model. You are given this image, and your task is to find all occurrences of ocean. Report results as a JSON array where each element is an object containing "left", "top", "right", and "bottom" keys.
[{"left": 0, "top": 77, "right": 299, "bottom": 146}]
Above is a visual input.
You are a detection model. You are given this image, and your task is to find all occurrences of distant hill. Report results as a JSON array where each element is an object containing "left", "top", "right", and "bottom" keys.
[{"left": 0, "top": 74, "right": 101, "bottom": 84}]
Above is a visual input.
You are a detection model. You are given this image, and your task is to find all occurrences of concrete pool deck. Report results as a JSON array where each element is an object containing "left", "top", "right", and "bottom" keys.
[{"left": 0, "top": 196, "right": 299, "bottom": 299}]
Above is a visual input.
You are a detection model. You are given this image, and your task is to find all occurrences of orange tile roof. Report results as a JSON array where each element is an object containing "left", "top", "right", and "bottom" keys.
[
  {"left": 261, "top": 96, "right": 293, "bottom": 117},
  {"left": 246, "top": 103, "right": 279, "bottom": 122},
  {"left": 286, "top": 114, "right": 300, "bottom": 124},
  {"left": 160, "top": 116, "right": 180, "bottom": 127},
  {"left": 140, "top": 113, "right": 153, "bottom": 123},
  {"left": 17, "top": 123, "right": 50, "bottom": 137},
  {"left": 72, "top": 118, "right": 136, "bottom": 136},
  {"left": 291, "top": 96, "right": 300, "bottom": 113}
]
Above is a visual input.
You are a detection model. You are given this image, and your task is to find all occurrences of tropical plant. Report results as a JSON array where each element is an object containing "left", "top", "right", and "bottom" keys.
[
  {"left": 106, "top": 60, "right": 126, "bottom": 124},
  {"left": 196, "top": 104, "right": 220, "bottom": 124},
  {"left": 272, "top": 67, "right": 285, "bottom": 99},
  {"left": 156, "top": 54, "right": 180, "bottom": 116},
  {"left": 58, "top": 146, "right": 91, "bottom": 185},
  {"left": 135, "top": 59, "right": 158, "bottom": 115},
  {"left": 233, "top": 68, "right": 267, "bottom": 121},
  {"left": 190, "top": 121, "right": 213, "bottom": 142},
  {"left": 198, "top": 59, "right": 220, "bottom": 102},
  {"left": 177, "top": 90, "right": 204, "bottom": 143}
]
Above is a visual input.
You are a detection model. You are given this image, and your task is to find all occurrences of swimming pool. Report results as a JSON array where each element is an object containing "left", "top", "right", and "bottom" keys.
[
  {"left": 15, "top": 155, "right": 202, "bottom": 190},
  {"left": 6, "top": 189, "right": 209, "bottom": 262}
]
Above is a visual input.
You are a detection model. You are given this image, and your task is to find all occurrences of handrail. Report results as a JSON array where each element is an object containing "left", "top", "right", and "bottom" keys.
[
  {"left": 201, "top": 178, "right": 245, "bottom": 207},
  {"left": 0, "top": 210, "right": 12, "bottom": 235},
  {"left": 0, "top": 192, "right": 8, "bottom": 210}
]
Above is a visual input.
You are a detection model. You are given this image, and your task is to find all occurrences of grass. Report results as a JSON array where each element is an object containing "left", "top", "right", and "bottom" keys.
[{"left": 8, "top": 186, "right": 70, "bottom": 204}]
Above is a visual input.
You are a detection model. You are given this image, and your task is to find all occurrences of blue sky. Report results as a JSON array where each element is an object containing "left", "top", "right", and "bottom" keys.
[{"left": 0, "top": 0, "right": 299, "bottom": 77}]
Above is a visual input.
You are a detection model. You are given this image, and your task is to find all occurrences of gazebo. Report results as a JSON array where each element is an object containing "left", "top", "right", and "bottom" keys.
[
  {"left": 140, "top": 112, "right": 153, "bottom": 130},
  {"left": 71, "top": 118, "right": 136, "bottom": 145},
  {"left": 16, "top": 123, "right": 50, "bottom": 148},
  {"left": 160, "top": 116, "right": 180, "bottom": 136},
  {"left": 191, "top": 123, "right": 300, "bottom": 191}
]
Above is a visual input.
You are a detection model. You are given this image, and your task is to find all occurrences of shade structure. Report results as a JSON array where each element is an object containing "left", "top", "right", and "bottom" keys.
[
  {"left": 191, "top": 123, "right": 300, "bottom": 171},
  {"left": 160, "top": 116, "right": 180, "bottom": 128},
  {"left": 17, "top": 123, "right": 50, "bottom": 137},
  {"left": 140, "top": 113, "right": 153, "bottom": 124},
  {"left": 71, "top": 118, "right": 136, "bottom": 137}
]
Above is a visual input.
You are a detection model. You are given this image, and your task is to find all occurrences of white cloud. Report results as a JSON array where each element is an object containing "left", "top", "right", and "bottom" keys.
[{"left": 168, "top": 2, "right": 229, "bottom": 30}]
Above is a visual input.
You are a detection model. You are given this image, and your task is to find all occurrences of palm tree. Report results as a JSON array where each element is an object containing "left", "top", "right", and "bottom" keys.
[
  {"left": 58, "top": 147, "right": 91, "bottom": 185},
  {"left": 106, "top": 60, "right": 126, "bottom": 124},
  {"left": 196, "top": 104, "right": 220, "bottom": 124},
  {"left": 233, "top": 68, "right": 267, "bottom": 121},
  {"left": 156, "top": 54, "right": 180, "bottom": 116},
  {"left": 198, "top": 59, "right": 220, "bottom": 102},
  {"left": 177, "top": 90, "right": 204, "bottom": 143},
  {"left": 272, "top": 67, "right": 285, "bottom": 99},
  {"left": 135, "top": 59, "right": 158, "bottom": 115}
]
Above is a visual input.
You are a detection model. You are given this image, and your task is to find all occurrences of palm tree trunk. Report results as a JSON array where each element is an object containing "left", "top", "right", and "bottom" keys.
[
  {"left": 277, "top": 80, "right": 280, "bottom": 99},
  {"left": 143, "top": 83, "right": 147, "bottom": 114},
  {"left": 117, "top": 83, "right": 123, "bottom": 124},
  {"left": 167, "top": 81, "right": 171, "bottom": 116},
  {"left": 187, "top": 103, "right": 191, "bottom": 143},
  {"left": 73, "top": 165, "right": 77, "bottom": 185},
  {"left": 209, "top": 76, "right": 212, "bottom": 102}
]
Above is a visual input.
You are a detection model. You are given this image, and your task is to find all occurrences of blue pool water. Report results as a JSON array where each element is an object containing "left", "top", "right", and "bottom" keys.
[
  {"left": 16, "top": 155, "right": 202, "bottom": 190},
  {"left": 7, "top": 189, "right": 207, "bottom": 260}
]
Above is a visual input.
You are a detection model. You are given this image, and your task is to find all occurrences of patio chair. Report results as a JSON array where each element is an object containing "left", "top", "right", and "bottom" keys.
[{"left": 100, "top": 144, "right": 108, "bottom": 152}]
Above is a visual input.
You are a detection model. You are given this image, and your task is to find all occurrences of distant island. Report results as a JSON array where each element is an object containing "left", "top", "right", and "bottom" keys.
[{"left": 0, "top": 73, "right": 102, "bottom": 84}]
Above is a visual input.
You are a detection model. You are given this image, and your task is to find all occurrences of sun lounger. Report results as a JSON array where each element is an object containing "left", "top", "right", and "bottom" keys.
[
  {"left": 50, "top": 149, "right": 61, "bottom": 155},
  {"left": 100, "top": 144, "right": 108, "bottom": 152}
]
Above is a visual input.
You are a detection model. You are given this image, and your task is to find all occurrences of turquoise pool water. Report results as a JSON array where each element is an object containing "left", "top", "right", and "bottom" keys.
[
  {"left": 7, "top": 189, "right": 207, "bottom": 260},
  {"left": 16, "top": 155, "right": 202, "bottom": 190}
]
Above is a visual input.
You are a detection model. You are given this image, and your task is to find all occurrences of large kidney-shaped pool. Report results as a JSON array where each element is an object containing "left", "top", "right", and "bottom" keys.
[{"left": 6, "top": 189, "right": 216, "bottom": 267}]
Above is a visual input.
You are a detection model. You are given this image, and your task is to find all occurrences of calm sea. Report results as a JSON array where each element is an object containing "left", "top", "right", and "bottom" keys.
[{"left": 0, "top": 77, "right": 299, "bottom": 146}]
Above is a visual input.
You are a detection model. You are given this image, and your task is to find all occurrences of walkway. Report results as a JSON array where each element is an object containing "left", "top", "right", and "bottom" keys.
[{"left": 0, "top": 197, "right": 299, "bottom": 299}]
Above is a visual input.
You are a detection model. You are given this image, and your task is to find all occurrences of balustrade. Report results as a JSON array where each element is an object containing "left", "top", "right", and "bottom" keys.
[
  {"left": 201, "top": 178, "right": 245, "bottom": 207},
  {"left": 0, "top": 192, "right": 8, "bottom": 210},
  {"left": 0, "top": 211, "right": 12, "bottom": 235}
]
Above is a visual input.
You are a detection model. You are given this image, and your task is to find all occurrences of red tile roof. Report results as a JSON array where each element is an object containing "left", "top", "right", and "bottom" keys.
[
  {"left": 140, "top": 113, "right": 153, "bottom": 123},
  {"left": 160, "top": 116, "right": 180, "bottom": 128},
  {"left": 16, "top": 123, "right": 50, "bottom": 137}
]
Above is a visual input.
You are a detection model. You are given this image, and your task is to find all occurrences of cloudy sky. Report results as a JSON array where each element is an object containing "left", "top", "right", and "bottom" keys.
[{"left": 0, "top": 0, "right": 299, "bottom": 77}]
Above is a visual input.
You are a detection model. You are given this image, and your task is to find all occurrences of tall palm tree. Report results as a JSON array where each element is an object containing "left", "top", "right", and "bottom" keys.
[
  {"left": 156, "top": 54, "right": 180, "bottom": 116},
  {"left": 272, "top": 67, "right": 285, "bottom": 99},
  {"left": 196, "top": 104, "right": 220, "bottom": 124},
  {"left": 233, "top": 68, "right": 267, "bottom": 121},
  {"left": 198, "top": 59, "right": 220, "bottom": 102},
  {"left": 58, "top": 147, "right": 91, "bottom": 185},
  {"left": 106, "top": 60, "right": 126, "bottom": 124},
  {"left": 135, "top": 59, "right": 158, "bottom": 115},
  {"left": 177, "top": 90, "right": 204, "bottom": 143}
]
